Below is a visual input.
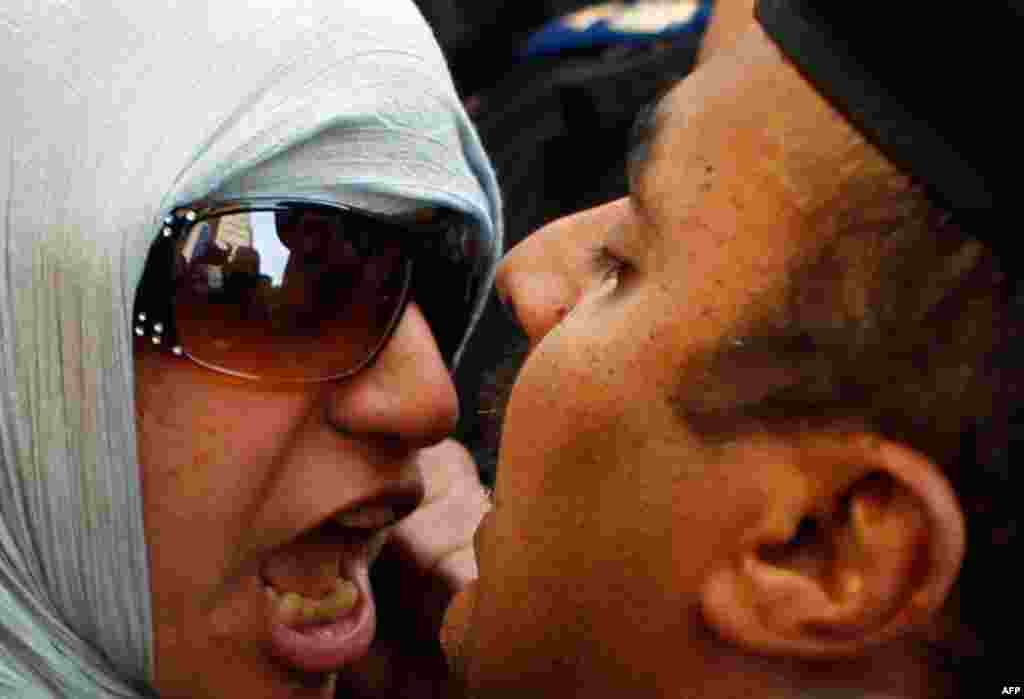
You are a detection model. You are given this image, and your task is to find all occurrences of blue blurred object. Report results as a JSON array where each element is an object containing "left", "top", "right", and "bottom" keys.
[{"left": 522, "top": 0, "right": 711, "bottom": 58}]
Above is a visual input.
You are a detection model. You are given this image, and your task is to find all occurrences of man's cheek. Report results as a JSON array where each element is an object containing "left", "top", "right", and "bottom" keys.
[{"left": 510, "top": 331, "right": 619, "bottom": 427}]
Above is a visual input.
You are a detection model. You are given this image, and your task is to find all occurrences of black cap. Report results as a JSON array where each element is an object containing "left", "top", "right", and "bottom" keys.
[{"left": 755, "top": 0, "right": 1011, "bottom": 230}]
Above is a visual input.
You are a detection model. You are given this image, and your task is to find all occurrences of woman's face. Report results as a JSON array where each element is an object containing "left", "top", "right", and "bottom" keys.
[{"left": 135, "top": 297, "right": 457, "bottom": 698}]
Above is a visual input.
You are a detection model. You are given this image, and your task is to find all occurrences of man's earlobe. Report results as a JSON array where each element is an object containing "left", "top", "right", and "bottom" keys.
[{"left": 700, "top": 436, "right": 965, "bottom": 658}]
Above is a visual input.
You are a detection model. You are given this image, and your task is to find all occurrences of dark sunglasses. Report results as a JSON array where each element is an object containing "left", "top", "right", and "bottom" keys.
[{"left": 133, "top": 198, "right": 494, "bottom": 382}]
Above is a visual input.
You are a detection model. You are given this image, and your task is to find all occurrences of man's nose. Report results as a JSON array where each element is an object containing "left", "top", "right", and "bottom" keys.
[
  {"left": 495, "top": 226, "right": 579, "bottom": 346},
  {"left": 322, "top": 302, "right": 458, "bottom": 448},
  {"left": 496, "top": 198, "right": 625, "bottom": 345}
]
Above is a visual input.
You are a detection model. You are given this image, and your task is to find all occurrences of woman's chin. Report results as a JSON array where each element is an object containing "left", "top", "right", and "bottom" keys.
[{"left": 154, "top": 572, "right": 343, "bottom": 699}]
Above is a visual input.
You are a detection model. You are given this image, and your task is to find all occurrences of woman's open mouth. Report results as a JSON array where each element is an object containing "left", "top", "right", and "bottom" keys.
[
  {"left": 265, "top": 557, "right": 375, "bottom": 673},
  {"left": 260, "top": 505, "right": 397, "bottom": 673}
]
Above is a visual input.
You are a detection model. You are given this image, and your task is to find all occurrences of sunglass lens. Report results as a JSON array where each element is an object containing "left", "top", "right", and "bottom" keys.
[{"left": 171, "top": 208, "right": 412, "bottom": 381}]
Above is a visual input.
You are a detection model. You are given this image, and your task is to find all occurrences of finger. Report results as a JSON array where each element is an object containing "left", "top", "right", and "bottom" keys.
[
  {"left": 434, "top": 546, "right": 478, "bottom": 589},
  {"left": 389, "top": 441, "right": 490, "bottom": 574},
  {"left": 417, "top": 439, "right": 482, "bottom": 503},
  {"left": 391, "top": 494, "right": 489, "bottom": 572}
]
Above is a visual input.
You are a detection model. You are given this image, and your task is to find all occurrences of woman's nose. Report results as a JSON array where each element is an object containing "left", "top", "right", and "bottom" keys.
[
  {"left": 496, "top": 198, "right": 626, "bottom": 345},
  {"left": 323, "top": 302, "right": 458, "bottom": 448}
]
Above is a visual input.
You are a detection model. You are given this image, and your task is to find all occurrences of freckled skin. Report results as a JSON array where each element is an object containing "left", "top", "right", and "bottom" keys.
[{"left": 444, "top": 27, "right": 937, "bottom": 699}]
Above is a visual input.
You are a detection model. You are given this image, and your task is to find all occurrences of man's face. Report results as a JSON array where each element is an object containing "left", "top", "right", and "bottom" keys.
[{"left": 443, "top": 27, "right": 883, "bottom": 698}]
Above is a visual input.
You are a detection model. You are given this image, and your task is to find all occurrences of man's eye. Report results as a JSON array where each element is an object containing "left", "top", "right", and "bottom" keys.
[{"left": 587, "top": 244, "right": 629, "bottom": 286}]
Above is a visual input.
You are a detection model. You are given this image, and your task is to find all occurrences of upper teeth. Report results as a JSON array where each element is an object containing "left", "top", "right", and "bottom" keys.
[{"left": 334, "top": 506, "right": 397, "bottom": 529}]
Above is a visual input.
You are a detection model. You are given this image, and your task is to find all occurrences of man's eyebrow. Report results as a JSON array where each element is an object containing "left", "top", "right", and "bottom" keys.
[
  {"left": 667, "top": 330, "right": 823, "bottom": 441},
  {"left": 625, "top": 98, "right": 664, "bottom": 217}
]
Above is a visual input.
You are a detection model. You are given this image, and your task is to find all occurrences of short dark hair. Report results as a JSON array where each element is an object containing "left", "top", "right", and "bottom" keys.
[{"left": 672, "top": 183, "right": 1019, "bottom": 690}]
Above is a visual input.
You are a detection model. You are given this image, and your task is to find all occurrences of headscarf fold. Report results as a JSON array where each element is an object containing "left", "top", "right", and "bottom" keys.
[{"left": 0, "top": 1, "right": 501, "bottom": 694}]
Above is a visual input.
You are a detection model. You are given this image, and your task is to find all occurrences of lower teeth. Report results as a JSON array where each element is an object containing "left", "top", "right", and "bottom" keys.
[{"left": 268, "top": 577, "right": 359, "bottom": 627}]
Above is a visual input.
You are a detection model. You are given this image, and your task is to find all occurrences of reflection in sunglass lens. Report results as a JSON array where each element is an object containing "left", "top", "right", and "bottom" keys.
[{"left": 171, "top": 209, "right": 412, "bottom": 381}]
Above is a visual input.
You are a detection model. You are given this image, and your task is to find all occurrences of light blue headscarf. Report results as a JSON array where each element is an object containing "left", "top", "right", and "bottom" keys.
[{"left": 0, "top": 0, "right": 501, "bottom": 695}]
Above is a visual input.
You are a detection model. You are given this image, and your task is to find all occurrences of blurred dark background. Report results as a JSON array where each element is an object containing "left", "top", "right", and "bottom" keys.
[{"left": 412, "top": 0, "right": 708, "bottom": 484}]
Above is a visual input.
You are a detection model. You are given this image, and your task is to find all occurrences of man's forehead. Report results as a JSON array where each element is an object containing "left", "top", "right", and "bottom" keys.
[
  {"left": 629, "top": 38, "right": 782, "bottom": 221},
  {"left": 637, "top": 28, "right": 893, "bottom": 225}
]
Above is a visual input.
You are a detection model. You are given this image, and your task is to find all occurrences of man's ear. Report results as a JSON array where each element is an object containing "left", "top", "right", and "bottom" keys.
[{"left": 700, "top": 433, "right": 965, "bottom": 658}]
